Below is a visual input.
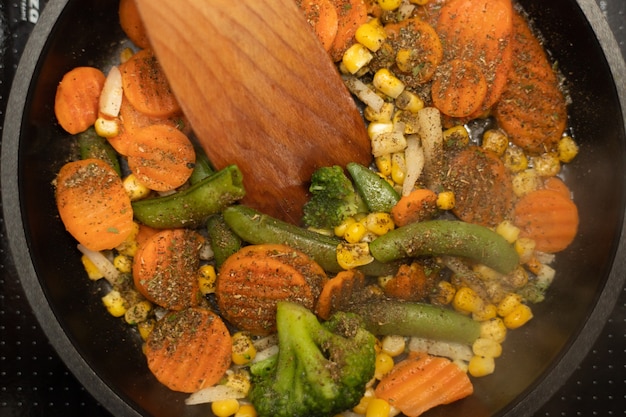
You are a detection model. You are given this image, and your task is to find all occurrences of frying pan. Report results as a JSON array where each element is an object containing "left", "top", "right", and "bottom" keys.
[{"left": 1, "top": 0, "right": 625, "bottom": 416}]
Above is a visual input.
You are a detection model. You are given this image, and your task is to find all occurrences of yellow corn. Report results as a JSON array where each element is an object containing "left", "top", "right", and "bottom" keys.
[
  {"left": 113, "top": 254, "right": 132, "bottom": 274},
  {"left": 374, "top": 352, "right": 395, "bottom": 379},
  {"left": 496, "top": 293, "right": 523, "bottom": 317},
  {"left": 503, "top": 304, "right": 533, "bottom": 329},
  {"left": 102, "top": 290, "right": 127, "bottom": 318},
  {"left": 94, "top": 117, "right": 119, "bottom": 138},
  {"left": 395, "top": 90, "right": 424, "bottom": 113},
  {"left": 473, "top": 337, "right": 502, "bottom": 358},
  {"left": 472, "top": 264, "right": 501, "bottom": 282},
  {"left": 393, "top": 110, "right": 420, "bottom": 134},
  {"left": 375, "top": 154, "right": 393, "bottom": 177},
  {"left": 381, "top": 335, "right": 406, "bottom": 357},
  {"left": 503, "top": 145, "right": 529, "bottom": 173},
  {"left": 495, "top": 220, "right": 520, "bottom": 244},
  {"left": 395, "top": 48, "right": 414, "bottom": 73},
  {"left": 198, "top": 264, "right": 217, "bottom": 295},
  {"left": 452, "top": 286, "right": 484, "bottom": 314},
  {"left": 344, "top": 221, "right": 368, "bottom": 243},
  {"left": 532, "top": 152, "right": 561, "bottom": 177},
  {"left": 504, "top": 266, "right": 529, "bottom": 289},
  {"left": 436, "top": 191, "right": 456, "bottom": 210},
  {"left": 558, "top": 135, "right": 579, "bottom": 163},
  {"left": 123, "top": 173, "right": 152, "bottom": 201},
  {"left": 355, "top": 19, "right": 387, "bottom": 52},
  {"left": 225, "top": 369, "right": 252, "bottom": 395},
  {"left": 480, "top": 318, "right": 507, "bottom": 343},
  {"left": 334, "top": 217, "right": 357, "bottom": 238},
  {"left": 119, "top": 47, "right": 135, "bottom": 63},
  {"left": 481, "top": 129, "right": 508, "bottom": 156},
  {"left": 124, "top": 300, "right": 152, "bottom": 325},
  {"left": 377, "top": 0, "right": 402, "bottom": 11},
  {"left": 137, "top": 318, "right": 155, "bottom": 340},
  {"left": 514, "top": 237, "right": 536, "bottom": 263},
  {"left": 115, "top": 221, "right": 140, "bottom": 256},
  {"left": 81, "top": 255, "right": 104, "bottom": 280},
  {"left": 443, "top": 125, "right": 470, "bottom": 148},
  {"left": 373, "top": 68, "right": 405, "bottom": 98},
  {"left": 512, "top": 169, "right": 540, "bottom": 197},
  {"left": 468, "top": 355, "right": 495, "bottom": 377},
  {"left": 472, "top": 303, "right": 498, "bottom": 322},
  {"left": 342, "top": 43, "right": 374, "bottom": 74},
  {"left": 430, "top": 280, "right": 456, "bottom": 305},
  {"left": 363, "top": 212, "right": 395, "bottom": 236},
  {"left": 234, "top": 404, "right": 257, "bottom": 417},
  {"left": 336, "top": 242, "right": 374, "bottom": 269},
  {"left": 366, "top": 398, "right": 391, "bottom": 417},
  {"left": 365, "top": 101, "right": 395, "bottom": 123},
  {"left": 390, "top": 152, "right": 406, "bottom": 185},
  {"left": 353, "top": 395, "right": 373, "bottom": 415},
  {"left": 212, "top": 399, "right": 240, "bottom": 417},
  {"left": 231, "top": 332, "right": 257, "bottom": 365}
]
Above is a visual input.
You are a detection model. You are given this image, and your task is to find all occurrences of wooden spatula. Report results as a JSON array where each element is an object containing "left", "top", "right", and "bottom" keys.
[{"left": 134, "top": 0, "right": 371, "bottom": 224}]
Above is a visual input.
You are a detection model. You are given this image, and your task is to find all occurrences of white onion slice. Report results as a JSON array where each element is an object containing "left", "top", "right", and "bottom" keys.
[
  {"left": 185, "top": 384, "right": 247, "bottom": 405},
  {"left": 99, "top": 66, "right": 123, "bottom": 118},
  {"left": 402, "top": 134, "right": 425, "bottom": 196},
  {"left": 76, "top": 244, "right": 120, "bottom": 286}
]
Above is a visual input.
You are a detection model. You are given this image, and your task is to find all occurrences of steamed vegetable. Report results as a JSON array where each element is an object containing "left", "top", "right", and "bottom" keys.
[{"left": 54, "top": 66, "right": 106, "bottom": 134}]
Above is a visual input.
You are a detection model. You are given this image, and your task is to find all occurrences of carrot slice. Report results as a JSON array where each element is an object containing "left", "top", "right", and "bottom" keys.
[
  {"left": 125, "top": 123, "right": 195, "bottom": 191},
  {"left": 375, "top": 352, "right": 473, "bottom": 417},
  {"left": 444, "top": 146, "right": 514, "bottom": 227},
  {"left": 54, "top": 67, "right": 106, "bottom": 134},
  {"left": 391, "top": 188, "right": 438, "bottom": 227},
  {"left": 120, "top": 49, "right": 181, "bottom": 118},
  {"left": 55, "top": 158, "right": 134, "bottom": 251},
  {"left": 493, "top": 11, "right": 567, "bottom": 154},
  {"left": 296, "top": 0, "right": 339, "bottom": 52},
  {"left": 216, "top": 244, "right": 327, "bottom": 335},
  {"left": 513, "top": 188, "right": 579, "bottom": 253},
  {"left": 431, "top": 59, "right": 488, "bottom": 118},
  {"left": 542, "top": 176, "right": 572, "bottom": 200},
  {"left": 382, "top": 262, "right": 434, "bottom": 302},
  {"left": 315, "top": 269, "right": 366, "bottom": 320},
  {"left": 118, "top": 0, "right": 150, "bottom": 49},
  {"left": 435, "top": 0, "right": 514, "bottom": 117},
  {"left": 145, "top": 307, "right": 232, "bottom": 393},
  {"left": 132, "top": 228, "right": 205, "bottom": 310},
  {"left": 328, "top": 0, "right": 369, "bottom": 62}
]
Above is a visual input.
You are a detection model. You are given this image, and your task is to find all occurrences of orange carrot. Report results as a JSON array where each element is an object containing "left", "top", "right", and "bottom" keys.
[
  {"left": 145, "top": 307, "right": 232, "bottom": 393},
  {"left": 375, "top": 352, "right": 473, "bottom": 417},
  {"left": 132, "top": 228, "right": 205, "bottom": 310},
  {"left": 315, "top": 269, "right": 366, "bottom": 320},
  {"left": 513, "top": 188, "right": 579, "bottom": 253},
  {"left": 120, "top": 49, "right": 181, "bottom": 118},
  {"left": 431, "top": 59, "right": 488, "bottom": 118},
  {"left": 328, "top": 0, "right": 368, "bottom": 62},
  {"left": 444, "top": 146, "right": 514, "bottom": 227},
  {"left": 125, "top": 123, "right": 195, "bottom": 191},
  {"left": 435, "top": 0, "right": 514, "bottom": 117},
  {"left": 382, "top": 262, "right": 434, "bottom": 302},
  {"left": 542, "top": 176, "right": 572, "bottom": 200},
  {"left": 493, "top": 11, "right": 568, "bottom": 154},
  {"left": 54, "top": 67, "right": 106, "bottom": 134},
  {"left": 55, "top": 158, "right": 134, "bottom": 251},
  {"left": 391, "top": 188, "right": 438, "bottom": 227},
  {"left": 216, "top": 244, "right": 327, "bottom": 335},
  {"left": 118, "top": 0, "right": 150, "bottom": 49},
  {"left": 135, "top": 223, "right": 160, "bottom": 247},
  {"left": 296, "top": 0, "right": 339, "bottom": 52}
]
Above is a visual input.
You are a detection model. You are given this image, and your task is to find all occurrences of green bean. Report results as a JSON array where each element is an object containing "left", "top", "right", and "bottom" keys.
[
  {"left": 369, "top": 219, "right": 519, "bottom": 274},
  {"left": 189, "top": 145, "right": 215, "bottom": 185},
  {"left": 77, "top": 127, "right": 121, "bottom": 176},
  {"left": 346, "top": 162, "right": 400, "bottom": 213},
  {"left": 351, "top": 299, "right": 481, "bottom": 345},
  {"left": 132, "top": 165, "right": 245, "bottom": 229},
  {"left": 222, "top": 205, "right": 401, "bottom": 276},
  {"left": 206, "top": 214, "right": 242, "bottom": 267}
]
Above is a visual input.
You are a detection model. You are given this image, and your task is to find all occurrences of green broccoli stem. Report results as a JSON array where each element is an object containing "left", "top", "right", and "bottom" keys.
[
  {"left": 369, "top": 219, "right": 520, "bottom": 274},
  {"left": 77, "top": 127, "right": 121, "bottom": 176},
  {"left": 350, "top": 299, "right": 481, "bottom": 345},
  {"left": 347, "top": 162, "right": 400, "bottom": 213},
  {"left": 206, "top": 214, "right": 242, "bottom": 267},
  {"left": 132, "top": 165, "right": 246, "bottom": 228}
]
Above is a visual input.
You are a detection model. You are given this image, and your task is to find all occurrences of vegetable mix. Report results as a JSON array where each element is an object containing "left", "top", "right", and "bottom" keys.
[{"left": 52, "top": 0, "right": 580, "bottom": 416}]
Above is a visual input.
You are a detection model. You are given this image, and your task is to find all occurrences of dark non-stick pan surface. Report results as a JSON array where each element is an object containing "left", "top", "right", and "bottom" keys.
[{"left": 1, "top": 0, "right": 625, "bottom": 416}]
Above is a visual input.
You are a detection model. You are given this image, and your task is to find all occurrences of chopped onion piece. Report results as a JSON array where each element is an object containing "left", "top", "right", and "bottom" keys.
[
  {"left": 185, "top": 384, "right": 247, "bottom": 405},
  {"left": 402, "top": 134, "right": 425, "bottom": 196},
  {"left": 408, "top": 337, "right": 473, "bottom": 362},
  {"left": 99, "top": 66, "right": 123, "bottom": 118},
  {"left": 417, "top": 107, "right": 444, "bottom": 190},
  {"left": 252, "top": 334, "right": 278, "bottom": 351},
  {"left": 371, "top": 131, "right": 407, "bottom": 157},
  {"left": 252, "top": 344, "right": 279, "bottom": 364},
  {"left": 77, "top": 244, "right": 121, "bottom": 286},
  {"left": 342, "top": 75, "right": 385, "bottom": 112}
]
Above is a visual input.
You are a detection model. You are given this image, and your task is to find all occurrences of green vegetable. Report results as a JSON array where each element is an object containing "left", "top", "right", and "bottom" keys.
[
  {"left": 206, "top": 214, "right": 242, "bottom": 267},
  {"left": 222, "top": 205, "right": 401, "bottom": 276},
  {"left": 189, "top": 145, "right": 214, "bottom": 185},
  {"left": 350, "top": 299, "right": 481, "bottom": 345},
  {"left": 249, "top": 301, "right": 376, "bottom": 417},
  {"left": 302, "top": 165, "right": 366, "bottom": 229},
  {"left": 369, "top": 219, "right": 519, "bottom": 274},
  {"left": 346, "top": 162, "right": 400, "bottom": 213},
  {"left": 132, "top": 165, "right": 245, "bottom": 229},
  {"left": 77, "top": 127, "right": 121, "bottom": 175}
]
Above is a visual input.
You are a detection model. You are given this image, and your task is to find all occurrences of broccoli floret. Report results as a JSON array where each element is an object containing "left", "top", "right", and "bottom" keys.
[
  {"left": 249, "top": 301, "right": 376, "bottom": 417},
  {"left": 302, "top": 165, "right": 364, "bottom": 229}
]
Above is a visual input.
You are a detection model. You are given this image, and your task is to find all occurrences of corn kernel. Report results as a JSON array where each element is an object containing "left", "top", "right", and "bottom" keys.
[
  {"left": 430, "top": 280, "right": 456, "bottom": 305},
  {"left": 503, "top": 145, "right": 529, "bottom": 173},
  {"left": 94, "top": 117, "right": 119, "bottom": 138},
  {"left": 481, "top": 129, "right": 508, "bottom": 156},
  {"left": 497, "top": 293, "right": 522, "bottom": 317},
  {"left": 234, "top": 404, "right": 257, "bottom": 417},
  {"left": 225, "top": 369, "right": 252, "bottom": 395},
  {"left": 473, "top": 338, "right": 502, "bottom": 358},
  {"left": 375, "top": 154, "right": 393, "bottom": 177},
  {"left": 365, "top": 101, "right": 395, "bottom": 123},
  {"left": 366, "top": 397, "right": 391, "bottom": 417},
  {"left": 443, "top": 125, "right": 470, "bottom": 148},
  {"left": 377, "top": 0, "right": 402, "bottom": 11},
  {"left": 395, "top": 90, "right": 424, "bottom": 113},
  {"left": 198, "top": 264, "right": 217, "bottom": 295},
  {"left": 353, "top": 395, "right": 373, "bottom": 415},
  {"left": 363, "top": 212, "right": 395, "bottom": 236},
  {"left": 390, "top": 152, "right": 406, "bottom": 185},
  {"left": 137, "top": 318, "right": 155, "bottom": 340},
  {"left": 102, "top": 290, "right": 127, "bottom": 317},
  {"left": 395, "top": 48, "right": 414, "bottom": 73},
  {"left": 81, "top": 255, "right": 104, "bottom": 280},
  {"left": 371, "top": 131, "right": 408, "bottom": 157},
  {"left": 504, "top": 266, "right": 529, "bottom": 289},
  {"left": 212, "top": 399, "right": 240, "bottom": 417},
  {"left": 512, "top": 169, "right": 540, "bottom": 197},
  {"left": 334, "top": 217, "right": 357, "bottom": 238},
  {"left": 503, "top": 303, "right": 533, "bottom": 329},
  {"left": 452, "top": 286, "right": 484, "bottom": 314},
  {"left": 472, "top": 264, "right": 501, "bottom": 281},
  {"left": 232, "top": 332, "right": 257, "bottom": 365},
  {"left": 532, "top": 153, "right": 561, "bottom": 177},
  {"left": 558, "top": 135, "right": 579, "bottom": 163},
  {"left": 119, "top": 47, "right": 134, "bottom": 63},
  {"left": 495, "top": 220, "right": 520, "bottom": 244},
  {"left": 123, "top": 173, "right": 152, "bottom": 201},
  {"left": 355, "top": 19, "right": 387, "bottom": 52},
  {"left": 342, "top": 43, "right": 374, "bottom": 74},
  {"left": 373, "top": 68, "right": 405, "bottom": 98},
  {"left": 480, "top": 318, "right": 507, "bottom": 343},
  {"left": 344, "top": 221, "right": 368, "bottom": 243},
  {"left": 472, "top": 303, "right": 498, "bottom": 322},
  {"left": 113, "top": 254, "right": 132, "bottom": 274},
  {"left": 514, "top": 237, "right": 536, "bottom": 263},
  {"left": 468, "top": 355, "right": 495, "bottom": 377},
  {"left": 337, "top": 242, "right": 374, "bottom": 269},
  {"left": 375, "top": 352, "right": 395, "bottom": 379},
  {"left": 124, "top": 300, "right": 152, "bottom": 325},
  {"left": 436, "top": 191, "right": 456, "bottom": 210},
  {"left": 381, "top": 335, "right": 406, "bottom": 357}
]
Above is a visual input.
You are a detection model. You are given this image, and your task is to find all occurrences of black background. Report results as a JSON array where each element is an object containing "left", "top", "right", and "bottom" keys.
[{"left": 0, "top": 1, "right": 624, "bottom": 416}]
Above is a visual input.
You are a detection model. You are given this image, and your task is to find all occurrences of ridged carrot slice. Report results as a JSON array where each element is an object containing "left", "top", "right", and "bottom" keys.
[
  {"left": 315, "top": 269, "right": 366, "bottom": 320},
  {"left": 54, "top": 67, "right": 106, "bottom": 134},
  {"left": 328, "top": 0, "right": 369, "bottom": 62},
  {"left": 296, "top": 0, "right": 339, "bottom": 51}
]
